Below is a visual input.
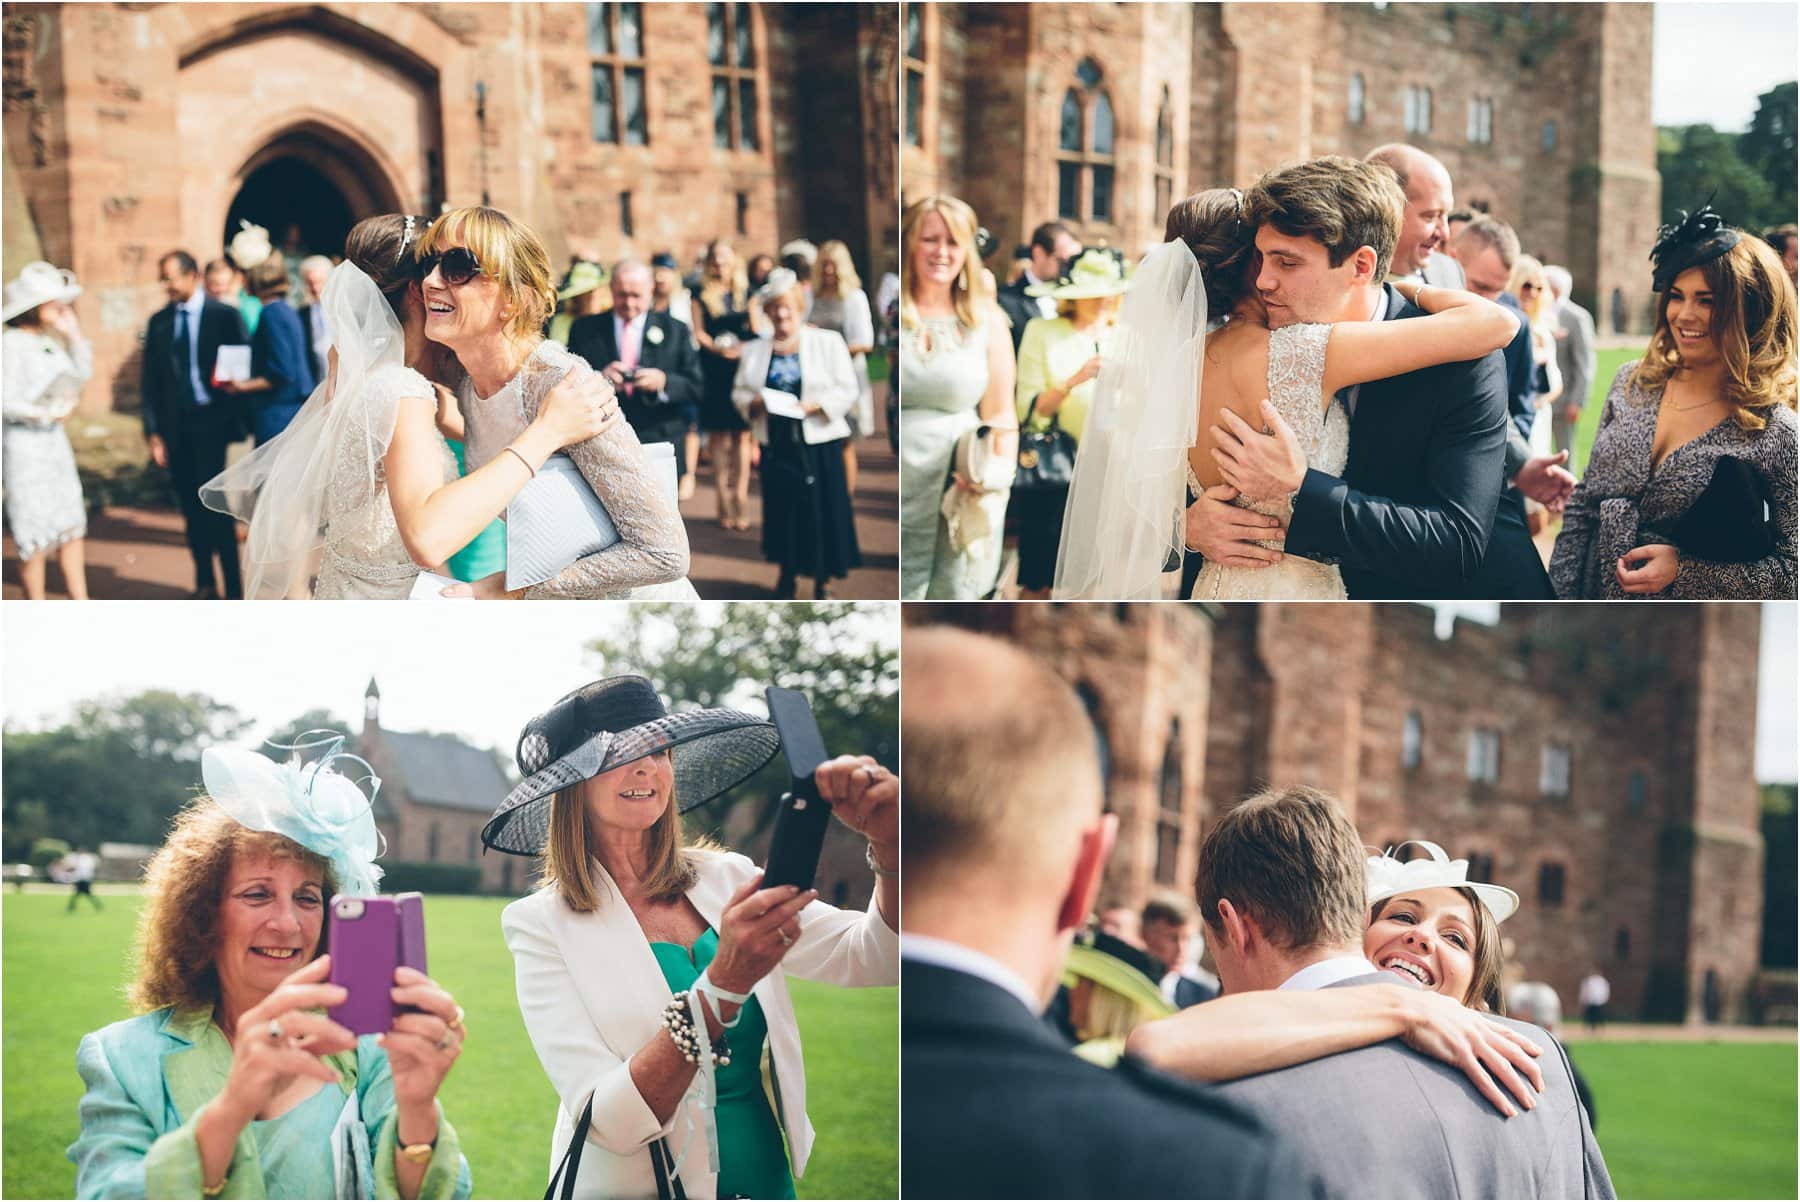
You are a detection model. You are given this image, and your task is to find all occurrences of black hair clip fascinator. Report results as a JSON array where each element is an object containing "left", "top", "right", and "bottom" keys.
[{"left": 1651, "top": 202, "right": 1741, "bottom": 293}]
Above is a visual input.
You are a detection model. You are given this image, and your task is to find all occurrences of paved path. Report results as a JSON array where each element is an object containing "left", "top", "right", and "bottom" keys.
[
  {"left": 5, "top": 429, "right": 898, "bottom": 601},
  {"left": 1563, "top": 1024, "right": 1796, "bottom": 1044}
]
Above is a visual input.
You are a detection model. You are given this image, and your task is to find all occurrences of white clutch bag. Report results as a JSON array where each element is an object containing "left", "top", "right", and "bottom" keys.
[{"left": 504, "top": 442, "right": 680, "bottom": 590}]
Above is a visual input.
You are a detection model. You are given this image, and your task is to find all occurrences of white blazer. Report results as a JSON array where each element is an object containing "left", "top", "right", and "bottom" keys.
[
  {"left": 501, "top": 849, "right": 898, "bottom": 1199},
  {"left": 730, "top": 326, "right": 859, "bottom": 445}
]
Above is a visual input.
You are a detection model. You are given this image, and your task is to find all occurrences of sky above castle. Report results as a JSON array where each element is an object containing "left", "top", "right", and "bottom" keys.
[{"left": 1653, "top": 2, "right": 1797, "bottom": 131}]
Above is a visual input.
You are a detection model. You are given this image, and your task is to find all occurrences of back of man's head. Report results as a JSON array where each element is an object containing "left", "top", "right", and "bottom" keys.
[
  {"left": 1030, "top": 221, "right": 1076, "bottom": 255},
  {"left": 1543, "top": 264, "right": 1573, "bottom": 300},
  {"left": 1449, "top": 215, "right": 1520, "bottom": 272},
  {"left": 1195, "top": 786, "right": 1367, "bottom": 953},
  {"left": 1363, "top": 143, "right": 1446, "bottom": 194},
  {"left": 902, "top": 627, "right": 1102, "bottom": 911}
]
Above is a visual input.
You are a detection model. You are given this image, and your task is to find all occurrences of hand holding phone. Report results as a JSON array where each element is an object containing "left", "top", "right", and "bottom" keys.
[
  {"left": 763, "top": 687, "right": 832, "bottom": 892},
  {"left": 328, "top": 893, "right": 427, "bottom": 1036}
]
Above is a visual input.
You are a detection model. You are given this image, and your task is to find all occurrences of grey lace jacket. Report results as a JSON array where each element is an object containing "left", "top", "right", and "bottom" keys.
[{"left": 1549, "top": 361, "right": 1796, "bottom": 599}]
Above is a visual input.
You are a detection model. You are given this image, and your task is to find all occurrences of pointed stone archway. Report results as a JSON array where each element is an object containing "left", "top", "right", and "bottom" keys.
[{"left": 223, "top": 122, "right": 405, "bottom": 271}]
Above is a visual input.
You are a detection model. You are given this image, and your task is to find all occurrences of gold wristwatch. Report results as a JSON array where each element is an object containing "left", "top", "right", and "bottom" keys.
[{"left": 398, "top": 1139, "right": 437, "bottom": 1166}]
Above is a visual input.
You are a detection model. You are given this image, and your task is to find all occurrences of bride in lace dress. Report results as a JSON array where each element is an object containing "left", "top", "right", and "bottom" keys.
[
  {"left": 203, "top": 216, "right": 617, "bottom": 598},
  {"left": 1055, "top": 188, "right": 1519, "bottom": 600},
  {"left": 413, "top": 207, "right": 695, "bottom": 600}
]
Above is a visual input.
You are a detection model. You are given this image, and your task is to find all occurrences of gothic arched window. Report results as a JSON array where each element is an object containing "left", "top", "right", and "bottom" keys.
[
  {"left": 1054, "top": 60, "right": 1117, "bottom": 225},
  {"left": 1155, "top": 720, "right": 1183, "bottom": 886}
]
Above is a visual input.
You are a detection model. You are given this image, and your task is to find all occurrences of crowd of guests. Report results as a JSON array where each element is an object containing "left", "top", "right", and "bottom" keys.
[{"left": 899, "top": 147, "right": 1797, "bottom": 601}]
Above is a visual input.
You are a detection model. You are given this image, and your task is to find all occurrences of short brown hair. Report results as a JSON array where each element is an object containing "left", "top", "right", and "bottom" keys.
[
  {"left": 244, "top": 250, "right": 290, "bottom": 300},
  {"left": 1165, "top": 188, "right": 1255, "bottom": 315},
  {"left": 1371, "top": 888, "right": 1506, "bottom": 1013},
  {"left": 1194, "top": 786, "right": 1366, "bottom": 952},
  {"left": 901, "top": 627, "right": 1102, "bottom": 894},
  {"left": 1763, "top": 224, "right": 1797, "bottom": 256},
  {"left": 1634, "top": 234, "right": 1799, "bottom": 431},
  {"left": 539, "top": 779, "right": 702, "bottom": 913},
  {"left": 130, "top": 799, "right": 338, "bottom": 1014},
  {"left": 1451, "top": 216, "right": 1521, "bottom": 273},
  {"left": 1142, "top": 890, "right": 1198, "bottom": 930},
  {"left": 1244, "top": 157, "right": 1406, "bottom": 279}
]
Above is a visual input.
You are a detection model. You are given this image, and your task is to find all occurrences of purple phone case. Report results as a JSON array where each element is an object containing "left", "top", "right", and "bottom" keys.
[
  {"left": 396, "top": 893, "right": 428, "bottom": 977},
  {"left": 328, "top": 897, "right": 399, "bottom": 1036}
]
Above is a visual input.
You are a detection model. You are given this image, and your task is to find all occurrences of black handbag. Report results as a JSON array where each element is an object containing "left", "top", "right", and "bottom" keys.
[
  {"left": 545, "top": 1098, "right": 687, "bottom": 1200},
  {"left": 1013, "top": 395, "right": 1077, "bottom": 497},
  {"left": 1661, "top": 456, "right": 1775, "bottom": 564}
]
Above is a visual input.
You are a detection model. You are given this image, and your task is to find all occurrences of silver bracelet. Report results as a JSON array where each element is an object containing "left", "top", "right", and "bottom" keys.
[{"left": 866, "top": 843, "right": 898, "bottom": 878}]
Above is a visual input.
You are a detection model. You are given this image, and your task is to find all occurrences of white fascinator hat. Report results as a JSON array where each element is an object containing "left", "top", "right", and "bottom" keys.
[{"left": 1365, "top": 840, "right": 1519, "bottom": 924}]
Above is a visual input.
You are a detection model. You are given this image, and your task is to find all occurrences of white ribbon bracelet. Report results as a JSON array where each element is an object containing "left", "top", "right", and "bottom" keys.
[{"left": 693, "top": 968, "right": 748, "bottom": 1030}]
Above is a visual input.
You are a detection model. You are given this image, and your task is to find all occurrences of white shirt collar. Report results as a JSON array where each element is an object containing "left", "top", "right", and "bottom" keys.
[
  {"left": 902, "top": 934, "right": 1043, "bottom": 1015},
  {"left": 182, "top": 288, "right": 206, "bottom": 318},
  {"left": 1277, "top": 954, "right": 1381, "bottom": 992},
  {"left": 1022, "top": 267, "right": 1048, "bottom": 288},
  {"left": 614, "top": 311, "right": 647, "bottom": 334}
]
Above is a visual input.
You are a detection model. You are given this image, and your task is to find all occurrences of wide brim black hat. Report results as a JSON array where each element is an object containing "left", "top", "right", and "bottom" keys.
[{"left": 482, "top": 675, "right": 780, "bottom": 857}]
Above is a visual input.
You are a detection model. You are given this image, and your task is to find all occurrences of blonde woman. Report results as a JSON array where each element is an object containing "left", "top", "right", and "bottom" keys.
[
  {"left": 1507, "top": 255, "right": 1563, "bottom": 461},
  {"left": 490, "top": 676, "right": 898, "bottom": 1198},
  {"left": 809, "top": 240, "right": 877, "bottom": 494},
  {"left": 413, "top": 206, "right": 692, "bottom": 599},
  {"left": 692, "top": 240, "right": 758, "bottom": 530},
  {"left": 899, "top": 194, "right": 1017, "bottom": 599}
]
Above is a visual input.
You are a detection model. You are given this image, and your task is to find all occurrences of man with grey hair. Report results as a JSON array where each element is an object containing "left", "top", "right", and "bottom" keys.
[
  {"left": 1365, "top": 143, "right": 1465, "bottom": 288},
  {"left": 1133, "top": 786, "right": 1613, "bottom": 1199},
  {"left": 900, "top": 627, "right": 1316, "bottom": 1200},
  {"left": 1544, "top": 264, "right": 1597, "bottom": 462},
  {"left": 295, "top": 253, "right": 334, "bottom": 384}
]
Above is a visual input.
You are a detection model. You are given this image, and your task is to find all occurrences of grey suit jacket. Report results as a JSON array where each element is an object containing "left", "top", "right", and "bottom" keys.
[
  {"left": 1210, "top": 972, "right": 1615, "bottom": 1199},
  {"left": 1555, "top": 301, "right": 1598, "bottom": 413}
]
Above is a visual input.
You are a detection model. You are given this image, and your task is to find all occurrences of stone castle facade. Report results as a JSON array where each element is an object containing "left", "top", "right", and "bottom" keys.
[
  {"left": 3, "top": 1, "right": 895, "bottom": 416},
  {"left": 904, "top": 2, "right": 1660, "bottom": 332},
  {"left": 907, "top": 602, "right": 1767, "bottom": 1025}
]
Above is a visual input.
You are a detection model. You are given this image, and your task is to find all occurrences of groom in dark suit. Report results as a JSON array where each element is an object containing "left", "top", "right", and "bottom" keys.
[
  {"left": 1191, "top": 157, "right": 1553, "bottom": 598},
  {"left": 900, "top": 627, "right": 1318, "bottom": 1200},
  {"left": 567, "top": 259, "right": 703, "bottom": 481},
  {"left": 141, "top": 250, "right": 250, "bottom": 598}
]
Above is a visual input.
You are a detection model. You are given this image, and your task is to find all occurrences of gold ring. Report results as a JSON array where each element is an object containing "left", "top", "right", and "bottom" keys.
[
  {"left": 778, "top": 929, "right": 794, "bottom": 947},
  {"left": 448, "top": 1005, "right": 466, "bottom": 1034}
]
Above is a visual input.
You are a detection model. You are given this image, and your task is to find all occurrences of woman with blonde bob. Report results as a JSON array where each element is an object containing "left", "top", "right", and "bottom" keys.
[
  {"left": 490, "top": 676, "right": 898, "bottom": 1198},
  {"left": 414, "top": 206, "right": 692, "bottom": 599},
  {"left": 1551, "top": 205, "right": 1797, "bottom": 598},
  {"left": 898, "top": 194, "right": 1017, "bottom": 599},
  {"left": 68, "top": 745, "right": 472, "bottom": 1199}
]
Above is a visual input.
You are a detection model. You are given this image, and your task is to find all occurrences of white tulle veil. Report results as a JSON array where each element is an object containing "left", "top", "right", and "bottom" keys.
[
  {"left": 1052, "top": 238, "right": 1209, "bottom": 599},
  {"left": 200, "top": 262, "right": 410, "bottom": 598}
]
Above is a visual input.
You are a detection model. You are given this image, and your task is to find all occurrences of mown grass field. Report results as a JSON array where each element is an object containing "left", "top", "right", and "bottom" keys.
[
  {"left": 1564, "top": 1037, "right": 1797, "bottom": 1200},
  {"left": 1571, "top": 345, "right": 1646, "bottom": 478},
  {"left": 2, "top": 890, "right": 896, "bottom": 1199}
]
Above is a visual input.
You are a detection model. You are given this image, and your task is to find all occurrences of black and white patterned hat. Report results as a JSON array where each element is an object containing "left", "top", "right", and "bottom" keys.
[{"left": 481, "top": 675, "right": 780, "bottom": 857}]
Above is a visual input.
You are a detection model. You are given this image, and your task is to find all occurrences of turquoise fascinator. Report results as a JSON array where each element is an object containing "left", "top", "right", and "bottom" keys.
[{"left": 201, "top": 733, "right": 384, "bottom": 897}]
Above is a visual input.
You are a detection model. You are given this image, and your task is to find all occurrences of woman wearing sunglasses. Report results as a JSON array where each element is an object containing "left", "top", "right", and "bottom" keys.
[
  {"left": 414, "top": 207, "right": 695, "bottom": 599},
  {"left": 202, "top": 214, "right": 621, "bottom": 599}
]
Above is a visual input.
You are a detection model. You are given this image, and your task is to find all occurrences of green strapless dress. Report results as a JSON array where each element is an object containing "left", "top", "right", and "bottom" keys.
[{"left": 651, "top": 929, "right": 796, "bottom": 1199}]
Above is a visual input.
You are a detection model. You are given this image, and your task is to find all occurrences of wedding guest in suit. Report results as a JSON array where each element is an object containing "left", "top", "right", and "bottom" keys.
[
  {"left": 1365, "top": 144, "right": 1464, "bottom": 288},
  {"left": 900, "top": 627, "right": 1317, "bottom": 1201},
  {"left": 205, "top": 257, "right": 262, "bottom": 339},
  {"left": 567, "top": 260, "right": 704, "bottom": 485},
  {"left": 996, "top": 221, "right": 1081, "bottom": 353},
  {"left": 142, "top": 250, "right": 250, "bottom": 598},
  {"left": 650, "top": 251, "right": 701, "bottom": 497},
  {"left": 1448, "top": 217, "right": 1539, "bottom": 443},
  {"left": 899, "top": 195, "right": 1017, "bottom": 599},
  {"left": 732, "top": 269, "right": 863, "bottom": 599},
  {"left": 296, "top": 254, "right": 334, "bottom": 386},
  {"left": 1551, "top": 207, "right": 1797, "bottom": 598},
  {"left": 493, "top": 676, "right": 897, "bottom": 1200},
  {"left": 67, "top": 748, "right": 471, "bottom": 1199},
  {"left": 1763, "top": 224, "right": 1798, "bottom": 286},
  {"left": 1140, "top": 893, "right": 1219, "bottom": 1009},
  {"left": 809, "top": 240, "right": 877, "bottom": 495},
  {"left": 693, "top": 240, "right": 758, "bottom": 530},
  {"left": 1139, "top": 787, "right": 1614, "bottom": 1199},
  {"left": 3, "top": 261, "right": 92, "bottom": 599},
  {"left": 1545, "top": 265, "right": 1598, "bottom": 461},
  {"left": 218, "top": 250, "right": 315, "bottom": 445}
]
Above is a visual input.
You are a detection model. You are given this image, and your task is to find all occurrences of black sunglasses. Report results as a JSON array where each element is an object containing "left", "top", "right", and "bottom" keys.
[{"left": 417, "top": 247, "right": 485, "bottom": 287}]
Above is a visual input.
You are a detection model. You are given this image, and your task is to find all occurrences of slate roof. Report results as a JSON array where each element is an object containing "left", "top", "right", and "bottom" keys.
[{"left": 379, "top": 730, "right": 512, "bottom": 813}]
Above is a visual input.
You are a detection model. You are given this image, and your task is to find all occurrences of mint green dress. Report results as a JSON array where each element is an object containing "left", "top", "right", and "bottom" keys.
[{"left": 651, "top": 929, "right": 796, "bottom": 1199}]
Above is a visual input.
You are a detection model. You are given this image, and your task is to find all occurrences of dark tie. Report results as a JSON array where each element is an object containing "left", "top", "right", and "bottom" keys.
[{"left": 173, "top": 305, "right": 192, "bottom": 389}]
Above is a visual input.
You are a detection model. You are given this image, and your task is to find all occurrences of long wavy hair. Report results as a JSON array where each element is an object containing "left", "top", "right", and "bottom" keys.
[
  {"left": 129, "top": 799, "right": 338, "bottom": 1014},
  {"left": 900, "top": 194, "right": 989, "bottom": 333},
  {"left": 1633, "top": 234, "right": 1799, "bottom": 431}
]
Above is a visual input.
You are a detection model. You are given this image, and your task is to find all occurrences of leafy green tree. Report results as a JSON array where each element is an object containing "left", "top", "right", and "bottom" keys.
[
  {"left": 1657, "top": 124, "right": 1775, "bottom": 231},
  {"left": 585, "top": 603, "right": 898, "bottom": 841},
  {"left": 1741, "top": 82, "right": 1797, "bottom": 223},
  {"left": 262, "top": 709, "right": 357, "bottom": 756},
  {"left": 2, "top": 691, "right": 249, "bottom": 861}
]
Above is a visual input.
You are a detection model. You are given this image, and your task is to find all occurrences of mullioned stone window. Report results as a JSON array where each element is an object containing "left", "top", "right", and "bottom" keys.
[
  {"left": 588, "top": 2, "right": 649, "bottom": 146},
  {"left": 1056, "top": 58, "right": 1116, "bottom": 226},
  {"left": 709, "top": 1, "right": 761, "bottom": 152}
]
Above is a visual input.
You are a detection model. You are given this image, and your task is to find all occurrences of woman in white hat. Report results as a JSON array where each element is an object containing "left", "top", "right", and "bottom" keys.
[
  {"left": 1125, "top": 840, "right": 1548, "bottom": 1118},
  {"left": 2, "top": 261, "right": 92, "bottom": 598}
]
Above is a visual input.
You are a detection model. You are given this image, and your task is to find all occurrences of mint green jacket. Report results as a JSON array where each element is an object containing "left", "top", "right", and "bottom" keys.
[{"left": 68, "top": 1006, "right": 471, "bottom": 1200}]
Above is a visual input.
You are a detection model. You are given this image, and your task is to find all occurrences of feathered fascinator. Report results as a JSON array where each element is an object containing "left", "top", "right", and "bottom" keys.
[
  {"left": 201, "top": 732, "right": 385, "bottom": 896},
  {"left": 1650, "top": 202, "right": 1742, "bottom": 293}
]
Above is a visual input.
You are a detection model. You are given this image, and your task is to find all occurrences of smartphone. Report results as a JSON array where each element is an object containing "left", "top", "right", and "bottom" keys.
[
  {"left": 763, "top": 687, "right": 832, "bottom": 892},
  {"left": 328, "top": 893, "right": 428, "bottom": 1036}
]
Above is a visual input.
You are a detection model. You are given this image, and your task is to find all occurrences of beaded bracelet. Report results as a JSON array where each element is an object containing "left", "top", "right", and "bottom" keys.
[{"left": 662, "top": 990, "right": 731, "bottom": 1067}]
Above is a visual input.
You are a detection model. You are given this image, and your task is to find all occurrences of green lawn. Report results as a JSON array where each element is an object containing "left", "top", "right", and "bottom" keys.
[
  {"left": 3, "top": 890, "right": 896, "bottom": 1200},
  {"left": 1563, "top": 1038, "right": 1797, "bottom": 1200},
  {"left": 1572, "top": 345, "right": 1647, "bottom": 478}
]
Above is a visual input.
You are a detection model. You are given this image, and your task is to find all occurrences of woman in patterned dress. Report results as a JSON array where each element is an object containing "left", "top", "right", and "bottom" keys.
[{"left": 1550, "top": 210, "right": 1797, "bottom": 599}]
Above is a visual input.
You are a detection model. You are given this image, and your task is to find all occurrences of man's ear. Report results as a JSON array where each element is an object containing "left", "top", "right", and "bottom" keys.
[
  {"left": 1350, "top": 245, "right": 1380, "bottom": 285},
  {"left": 1057, "top": 812, "right": 1118, "bottom": 934},
  {"left": 1214, "top": 897, "right": 1254, "bottom": 959}
]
